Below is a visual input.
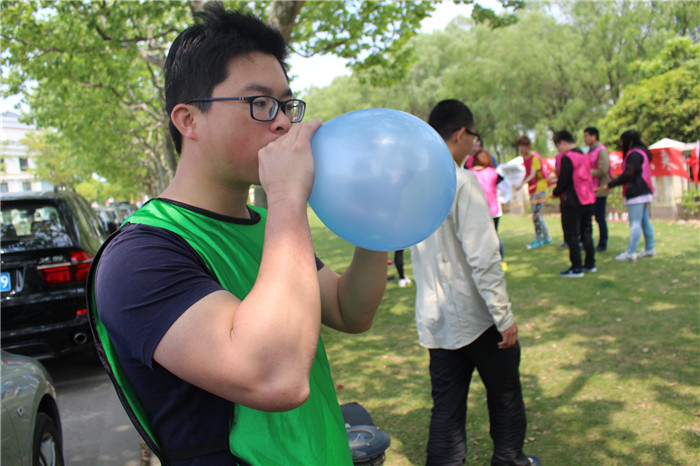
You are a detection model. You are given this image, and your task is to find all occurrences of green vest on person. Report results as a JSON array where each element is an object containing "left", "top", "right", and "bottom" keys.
[{"left": 88, "top": 199, "right": 352, "bottom": 465}]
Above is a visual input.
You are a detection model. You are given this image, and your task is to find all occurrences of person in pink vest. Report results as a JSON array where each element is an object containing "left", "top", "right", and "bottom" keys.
[
  {"left": 551, "top": 130, "right": 596, "bottom": 278},
  {"left": 469, "top": 148, "right": 505, "bottom": 262},
  {"left": 513, "top": 135, "right": 552, "bottom": 249},
  {"left": 607, "top": 130, "right": 656, "bottom": 262},
  {"left": 583, "top": 127, "right": 612, "bottom": 252}
]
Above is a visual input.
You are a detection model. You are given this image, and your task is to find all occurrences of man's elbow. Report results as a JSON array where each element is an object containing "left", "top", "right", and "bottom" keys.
[
  {"left": 344, "top": 317, "right": 375, "bottom": 334},
  {"left": 248, "top": 380, "right": 311, "bottom": 412}
]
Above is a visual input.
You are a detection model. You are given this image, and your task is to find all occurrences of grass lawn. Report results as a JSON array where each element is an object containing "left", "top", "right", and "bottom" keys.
[{"left": 310, "top": 210, "right": 700, "bottom": 466}]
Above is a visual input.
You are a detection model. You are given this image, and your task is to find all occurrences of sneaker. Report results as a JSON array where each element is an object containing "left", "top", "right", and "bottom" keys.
[
  {"left": 527, "top": 455, "right": 542, "bottom": 466},
  {"left": 387, "top": 274, "right": 396, "bottom": 281},
  {"left": 527, "top": 240, "right": 543, "bottom": 250},
  {"left": 542, "top": 237, "right": 553, "bottom": 245},
  {"left": 638, "top": 249, "right": 657, "bottom": 258},
  {"left": 615, "top": 251, "right": 637, "bottom": 262},
  {"left": 595, "top": 245, "right": 607, "bottom": 252},
  {"left": 558, "top": 241, "right": 567, "bottom": 249},
  {"left": 583, "top": 266, "right": 597, "bottom": 273},
  {"left": 398, "top": 277, "right": 412, "bottom": 288},
  {"left": 559, "top": 268, "right": 584, "bottom": 278}
]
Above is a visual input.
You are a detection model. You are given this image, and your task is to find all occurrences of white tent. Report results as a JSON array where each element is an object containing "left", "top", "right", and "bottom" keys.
[{"left": 649, "top": 138, "right": 696, "bottom": 152}]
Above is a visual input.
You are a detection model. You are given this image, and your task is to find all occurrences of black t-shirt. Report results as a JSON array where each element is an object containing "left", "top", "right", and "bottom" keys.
[{"left": 96, "top": 222, "right": 233, "bottom": 465}]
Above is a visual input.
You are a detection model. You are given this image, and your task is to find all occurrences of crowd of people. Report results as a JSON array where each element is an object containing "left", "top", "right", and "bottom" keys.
[{"left": 502, "top": 127, "right": 656, "bottom": 277}]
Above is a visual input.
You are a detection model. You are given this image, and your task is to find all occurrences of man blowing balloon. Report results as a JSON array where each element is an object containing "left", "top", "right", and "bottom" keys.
[
  {"left": 410, "top": 100, "right": 540, "bottom": 466},
  {"left": 87, "top": 7, "right": 387, "bottom": 465}
]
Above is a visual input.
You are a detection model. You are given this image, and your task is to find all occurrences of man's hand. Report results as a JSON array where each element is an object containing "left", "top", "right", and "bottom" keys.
[
  {"left": 498, "top": 323, "right": 518, "bottom": 349},
  {"left": 258, "top": 118, "right": 322, "bottom": 206}
]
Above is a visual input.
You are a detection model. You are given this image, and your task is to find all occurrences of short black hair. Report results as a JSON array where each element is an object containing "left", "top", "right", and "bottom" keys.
[
  {"left": 553, "top": 130, "right": 575, "bottom": 145},
  {"left": 164, "top": 5, "right": 289, "bottom": 153},
  {"left": 584, "top": 127, "right": 599, "bottom": 139},
  {"left": 428, "top": 99, "right": 475, "bottom": 141}
]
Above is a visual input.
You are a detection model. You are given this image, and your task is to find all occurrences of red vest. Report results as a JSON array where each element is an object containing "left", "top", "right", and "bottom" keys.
[
  {"left": 522, "top": 152, "right": 548, "bottom": 194},
  {"left": 587, "top": 144, "right": 612, "bottom": 188},
  {"left": 564, "top": 150, "right": 595, "bottom": 205},
  {"left": 622, "top": 148, "right": 655, "bottom": 196}
]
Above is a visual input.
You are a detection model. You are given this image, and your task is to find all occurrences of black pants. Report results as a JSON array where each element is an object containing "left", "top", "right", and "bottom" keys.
[
  {"left": 494, "top": 217, "right": 504, "bottom": 259},
  {"left": 426, "top": 326, "right": 529, "bottom": 466},
  {"left": 592, "top": 196, "right": 608, "bottom": 248},
  {"left": 394, "top": 250, "right": 405, "bottom": 279},
  {"left": 561, "top": 204, "right": 595, "bottom": 270}
]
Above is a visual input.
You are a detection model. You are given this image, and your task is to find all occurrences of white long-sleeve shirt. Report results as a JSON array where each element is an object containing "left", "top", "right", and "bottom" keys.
[{"left": 410, "top": 164, "right": 515, "bottom": 350}]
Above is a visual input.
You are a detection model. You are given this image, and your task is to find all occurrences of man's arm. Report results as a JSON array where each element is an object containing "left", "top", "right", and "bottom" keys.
[
  {"left": 552, "top": 156, "right": 573, "bottom": 197},
  {"left": 592, "top": 147, "right": 610, "bottom": 179},
  {"left": 318, "top": 247, "right": 387, "bottom": 334},
  {"left": 153, "top": 120, "right": 325, "bottom": 412},
  {"left": 457, "top": 173, "right": 517, "bottom": 347}
]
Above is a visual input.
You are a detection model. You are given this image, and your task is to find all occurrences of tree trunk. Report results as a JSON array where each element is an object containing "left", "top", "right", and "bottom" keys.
[{"left": 268, "top": 1, "right": 305, "bottom": 42}]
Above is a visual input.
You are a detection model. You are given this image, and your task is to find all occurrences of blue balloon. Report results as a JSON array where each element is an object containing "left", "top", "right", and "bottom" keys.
[{"left": 309, "top": 108, "right": 456, "bottom": 251}]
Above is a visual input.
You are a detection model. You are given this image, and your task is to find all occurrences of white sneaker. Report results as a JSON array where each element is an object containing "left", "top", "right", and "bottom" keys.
[
  {"left": 638, "top": 249, "right": 657, "bottom": 258},
  {"left": 615, "top": 251, "right": 637, "bottom": 262},
  {"left": 398, "top": 277, "right": 412, "bottom": 287}
]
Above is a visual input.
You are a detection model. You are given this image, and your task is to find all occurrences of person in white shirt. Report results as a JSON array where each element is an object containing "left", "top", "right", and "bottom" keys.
[{"left": 410, "top": 99, "right": 539, "bottom": 466}]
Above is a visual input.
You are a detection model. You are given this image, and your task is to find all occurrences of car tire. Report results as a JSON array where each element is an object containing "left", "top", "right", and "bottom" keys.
[{"left": 33, "top": 412, "right": 64, "bottom": 466}]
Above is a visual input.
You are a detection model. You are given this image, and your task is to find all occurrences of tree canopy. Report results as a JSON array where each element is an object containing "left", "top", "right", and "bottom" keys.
[
  {"left": 601, "top": 37, "right": 700, "bottom": 147},
  {"left": 2, "top": 0, "right": 698, "bottom": 201},
  {"left": 304, "top": 1, "right": 699, "bottom": 161},
  {"left": 2, "top": 0, "right": 524, "bottom": 201}
]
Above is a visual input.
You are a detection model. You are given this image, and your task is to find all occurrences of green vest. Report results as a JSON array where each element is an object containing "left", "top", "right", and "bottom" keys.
[{"left": 88, "top": 199, "right": 352, "bottom": 465}]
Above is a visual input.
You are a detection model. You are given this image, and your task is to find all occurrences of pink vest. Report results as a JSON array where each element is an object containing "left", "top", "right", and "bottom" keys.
[
  {"left": 563, "top": 150, "right": 595, "bottom": 205},
  {"left": 622, "top": 148, "right": 655, "bottom": 196},
  {"left": 464, "top": 155, "right": 474, "bottom": 169},
  {"left": 587, "top": 144, "right": 612, "bottom": 188},
  {"left": 470, "top": 167, "right": 501, "bottom": 217}
]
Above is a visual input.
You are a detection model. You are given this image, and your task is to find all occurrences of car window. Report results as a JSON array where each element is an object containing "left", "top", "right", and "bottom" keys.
[
  {"left": 1, "top": 202, "right": 73, "bottom": 252},
  {"left": 73, "top": 196, "right": 105, "bottom": 239}
]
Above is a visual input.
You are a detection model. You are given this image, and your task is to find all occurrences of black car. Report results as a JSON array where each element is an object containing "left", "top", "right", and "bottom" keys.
[{"left": 1, "top": 190, "right": 107, "bottom": 359}]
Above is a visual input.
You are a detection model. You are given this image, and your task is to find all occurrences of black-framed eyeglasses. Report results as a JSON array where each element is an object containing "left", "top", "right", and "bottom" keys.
[
  {"left": 183, "top": 95, "right": 306, "bottom": 123},
  {"left": 465, "top": 128, "right": 482, "bottom": 145}
]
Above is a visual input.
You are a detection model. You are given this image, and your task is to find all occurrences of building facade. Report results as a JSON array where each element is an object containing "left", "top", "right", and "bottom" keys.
[{"left": 1, "top": 111, "right": 53, "bottom": 193}]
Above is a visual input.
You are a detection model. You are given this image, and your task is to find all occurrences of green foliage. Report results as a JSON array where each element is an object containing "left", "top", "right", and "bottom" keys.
[
  {"left": 23, "top": 130, "right": 83, "bottom": 189},
  {"left": 7, "top": 1, "right": 522, "bottom": 196},
  {"left": 290, "top": 1, "right": 524, "bottom": 86},
  {"left": 606, "top": 187, "right": 626, "bottom": 216},
  {"left": 3, "top": 0, "right": 695, "bottom": 195},
  {"left": 601, "top": 38, "right": 700, "bottom": 146},
  {"left": 305, "top": 1, "right": 687, "bottom": 159},
  {"left": 634, "top": 36, "right": 699, "bottom": 78},
  {"left": 678, "top": 187, "right": 700, "bottom": 219},
  {"left": 75, "top": 180, "right": 98, "bottom": 202},
  {"left": 1, "top": 0, "right": 192, "bottom": 196}
]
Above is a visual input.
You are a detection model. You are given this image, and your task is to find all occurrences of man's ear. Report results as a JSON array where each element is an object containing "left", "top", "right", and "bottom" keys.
[
  {"left": 170, "top": 104, "right": 198, "bottom": 142},
  {"left": 452, "top": 126, "right": 467, "bottom": 145}
]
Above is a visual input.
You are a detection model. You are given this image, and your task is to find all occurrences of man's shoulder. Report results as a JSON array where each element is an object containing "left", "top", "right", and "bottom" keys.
[
  {"left": 457, "top": 166, "right": 479, "bottom": 185},
  {"left": 104, "top": 223, "right": 188, "bottom": 256}
]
